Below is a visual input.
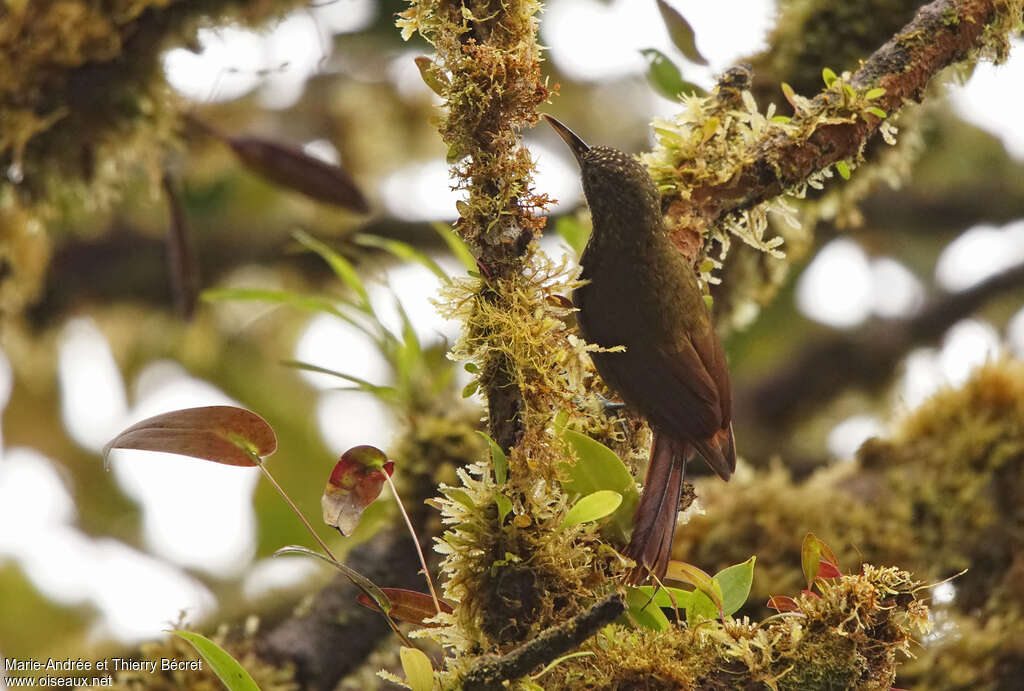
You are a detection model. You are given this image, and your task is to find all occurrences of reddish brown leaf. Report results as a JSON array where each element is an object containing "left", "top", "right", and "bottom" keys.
[
  {"left": 801, "top": 589, "right": 821, "bottom": 600},
  {"left": 227, "top": 136, "right": 370, "bottom": 213},
  {"left": 766, "top": 595, "right": 800, "bottom": 612},
  {"left": 322, "top": 446, "right": 395, "bottom": 536},
  {"left": 817, "top": 560, "right": 842, "bottom": 579},
  {"left": 356, "top": 588, "right": 453, "bottom": 626},
  {"left": 104, "top": 406, "right": 277, "bottom": 468}
]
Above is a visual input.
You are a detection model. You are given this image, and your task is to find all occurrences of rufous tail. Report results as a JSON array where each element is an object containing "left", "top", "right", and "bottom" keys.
[{"left": 622, "top": 432, "right": 688, "bottom": 584}]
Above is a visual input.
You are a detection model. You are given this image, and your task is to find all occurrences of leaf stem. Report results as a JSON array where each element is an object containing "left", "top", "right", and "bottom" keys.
[
  {"left": 256, "top": 462, "right": 337, "bottom": 562},
  {"left": 385, "top": 473, "right": 442, "bottom": 615}
]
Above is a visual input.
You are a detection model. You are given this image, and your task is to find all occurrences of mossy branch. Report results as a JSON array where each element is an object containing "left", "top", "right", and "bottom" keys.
[
  {"left": 687, "top": 0, "right": 1021, "bottom": 249},
  {"left": 460, "top": 593, "right": 625, "bottom": 690},
  {"left": 737, "top": 256, "right": 1024, "bottom": 459}
]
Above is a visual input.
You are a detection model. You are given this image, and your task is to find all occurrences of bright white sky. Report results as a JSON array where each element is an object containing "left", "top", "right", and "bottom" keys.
[{"left": 1, "top": 1, "right": 1022, "bottom": 653}]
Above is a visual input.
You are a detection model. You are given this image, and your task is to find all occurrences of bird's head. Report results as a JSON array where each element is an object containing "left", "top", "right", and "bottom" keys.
[{"left": 543, "top": 114, "right": 660, "bottom": 220}]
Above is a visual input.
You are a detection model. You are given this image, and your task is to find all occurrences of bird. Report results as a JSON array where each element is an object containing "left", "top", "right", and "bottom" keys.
[{"left": 544, "top": 114, "right": 736, "bottom": 584}]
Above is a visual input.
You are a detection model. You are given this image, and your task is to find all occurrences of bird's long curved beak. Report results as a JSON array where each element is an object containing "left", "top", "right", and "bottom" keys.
[{"left": 543, "top": 114, "right": 590, "bottom": 166}]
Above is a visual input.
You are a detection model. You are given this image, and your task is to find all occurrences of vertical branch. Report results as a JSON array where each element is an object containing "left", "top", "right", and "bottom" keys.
[{"left": 398, "top": 0, "right": 552, "bottom": 452}]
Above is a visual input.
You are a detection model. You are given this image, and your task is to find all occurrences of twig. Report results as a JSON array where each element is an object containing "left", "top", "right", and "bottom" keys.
[
  {"left": 461, "top": 593, "right": 626, "bottom": 691},
  {"left": 160, "top": 172, "right": 200, "bottom": 320},
  {"left": 384, "top": 472, "right": 442, "bottom": 614}
]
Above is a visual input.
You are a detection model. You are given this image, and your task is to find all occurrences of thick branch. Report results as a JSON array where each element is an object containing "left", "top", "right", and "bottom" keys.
[
  {"left": 698, "top": 0, "right": 1014, "bottom": 223},
  {"left": 256, "top": 530, "right": 423, "bottom": 691},
  {"left": 461, "top": 593, "right": 626, "bottom": 691}
]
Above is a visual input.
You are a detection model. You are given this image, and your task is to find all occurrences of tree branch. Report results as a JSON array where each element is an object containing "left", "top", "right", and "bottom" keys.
[
  {"left": 737, "top": 258, "right": 1024, "bottom": 438},
  {"left": 702, "top": 0, "right": 1013, "bottom": 223},
  {"left": 461, "top": 593, "right": 626, "bottom": 691}
]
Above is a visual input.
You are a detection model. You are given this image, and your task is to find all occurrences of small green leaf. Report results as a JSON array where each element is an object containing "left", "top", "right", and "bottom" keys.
[
  {"left": 625, "top": 587, "right": 670, "bottom": 631},
  {"left": 631, "top": 585, "right": 693, "bottom": 611},
  {"left": 664, "top": 561, "right": 723, "bottom": 617},
  {"left": 865, "top": 87, "right": 886, "bottom": 100},
  {"left": 399, "top": 646, "right": 435, "bottom": 691},
  {"left": 464, "top": 362, "right": 479, "bottom": 374},
  {"left": 640, "top": 48, "right": 703, "bottom": 101},
  {"left": 780, "top": 82, "right": 797, "bottom": 107},
  {"left": 431, "top": 222, "right": 477, "bottom": 272},
  {"left": 558, "top": 430, "right": 639, "bottom": 540},
  {"left": 461, "top": 380, "right": 479, "bottom": 398},
  {"left": 413, "top": 56, "right": 448, "bottom": 96},
  {"left": 842, "top": 83, "right": 856, "bottom": 100},
  {"left": 835, "top": 160, "right": 851, "bottom": 180},
  {"left": 822, "top": 67, "right": 838, "bottom": 87},
  {"left": 445, "top": 489, "right": 476, "bottom": 510},
  {"left": 866, "top": 106, "right": 887, "bottom": 118},
  {"left": 555, "top": 215, "right": 591, "bottom": 256},
  {"left": 686, "top": 590, "right": 719, "bottom": 624},
  {"left": 771, "top": 115, "right": 792, "bottom": 123},
  {"left": 801, "top": 533, "right": 838, "bottom": 589},
  {"left": 716, "top": 556, "right": 756, "bottom": 616},
  {"left": 477, "top": 431, "right": 508, "bottom": 485},
  {"left": 655, "top": 0, "right": 708, "bottom": 65},
  {"left": 353, "top": 233, "right": 450, "bottom": 284},
  {"left": 172, "top": 631, "right": 261, "bottom": 691},
  {"left": 702, "top": 294, "right": 713, "bottom": 310},
  {"left": 561, "top": 490, "right": 623, "bottom": 528},
  {"left": 495, "top": 493, "right": 513, "bottom": 524}
]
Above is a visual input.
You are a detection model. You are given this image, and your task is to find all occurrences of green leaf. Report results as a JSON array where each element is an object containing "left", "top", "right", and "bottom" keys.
[
  {"left": 640, "top": 48, "right": 702, "bottom": 101},
  {"left": 292, "top": 230, "right": 372, "bottom": 312},
  {"left": 631, "top": 585, "right": 693, "bottom": 611},
  {"left": 281, "top": 360, "right": 397, "bottom": 401},
  {"left": 399, "top": 647, "right": 434, "bottom": 691},
  {"left": 201, "top": 288, "right": 346, "bottom": 319},
  {"left": 431, "top": 222, "right": 477, "bottom": 273},
  {"left": 274, "top": 545, "right": 392, "bottom": 614},
  {"left": 822, "top": 67, "right": 838, "bottom": 88},
  {"left": 413, "top": 56, "right": 448, "bottom": 96},
  {"left": 477, "top": 431, "right": 508, "bottom": 484},
  {"left": 558, "top": 430, "right": 638, "bottom": 540},
  {"left": 625, "top": 587, "right": 670, "bottom": 631},
  {"left": 171, "top": 631, "right": 261, "bottom": 691},
  {"left": 103, "top": 406, "right": 276, "bottom": 470},
  {"left": 664, "top": 561, "right": 723, "bottom": 617},
  {"left": 561, "top": 490, "right": 622, "bottom": 528},
  {"left": 353, "top": 233, "right": 451, "bottom": 284},
  {"left": 655, "top": 0, "right": 708, "bottom": 65},
  {"left": 716, "top": 556, "right": 756, "bottom": 616},
  {"left": 801, "top": 533, "right": 839, "bottom": 589},
  {"left": 865, "top": 87, "right": 886, "bottom": 100},
  {"left": 555, "top": 215, "right": 591, "bottom": 256},
  {"left": 445, "top": 489, "right": 476, "bottom": 510},
  {"left": 461, "top": 380, "right": 479, "bottom": 398},
  {"left": 686, "top": 590, "right": 719, "bottom": 624},
  {"left": 495, "top": 493, "right": 513, "bottom": 524},
  {"left": 835, "top": 160, "right": 851, "bottom": 180},
  {"left": 866, "top": 106, "right": 887, "bottom": 118}
]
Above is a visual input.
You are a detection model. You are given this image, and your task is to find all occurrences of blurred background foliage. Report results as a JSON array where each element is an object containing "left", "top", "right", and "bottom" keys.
[{"left": 1, "top": 0, "right": 1023, "bottom": 688}]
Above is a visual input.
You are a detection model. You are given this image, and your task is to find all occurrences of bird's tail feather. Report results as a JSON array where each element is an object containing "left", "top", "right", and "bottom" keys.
[
  {"left": 623, "top": 433, "right": 688, "bottom": 584},
  {"left": 694, "top": 425, "right": 736, "bottom": 480}
]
